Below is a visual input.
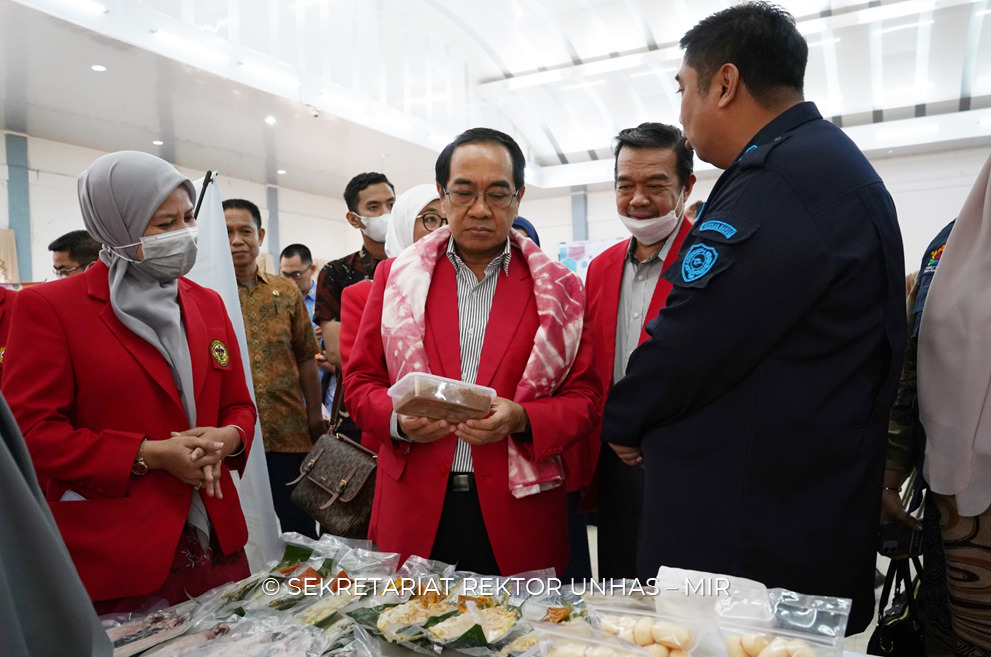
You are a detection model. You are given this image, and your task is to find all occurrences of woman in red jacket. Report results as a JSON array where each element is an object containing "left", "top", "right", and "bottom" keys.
[{"left": 2, "top": 151, "right": 257, "bottom": 613}]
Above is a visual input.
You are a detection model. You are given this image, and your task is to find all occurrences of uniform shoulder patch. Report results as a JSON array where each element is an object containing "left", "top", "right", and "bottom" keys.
[
  {"left": 697, "top": 220, "right": 737, "bottom": 239},
  {"left": 210, "top": 339, "right": 230, "bottom": 367},
  {"left": 0, "top": 345, "right": 5, "bottom": 364},
  {"left": 682, "top": 244, "right": 719, "bottom": 283}
]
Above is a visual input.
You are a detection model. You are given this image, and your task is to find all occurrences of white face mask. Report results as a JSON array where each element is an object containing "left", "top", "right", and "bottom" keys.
[
  {"left": 619, "top": 207, "right": 682, "bottom": 246},
  {"left": 112, "top": 227, "right": 199, "bottom": 282},
  {"left": 356, "top": 213, "right": 389, "bottom": 243}
]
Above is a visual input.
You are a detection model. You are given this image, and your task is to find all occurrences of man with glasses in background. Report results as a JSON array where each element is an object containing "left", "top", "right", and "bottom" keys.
[
  {"left": 281, "top": 242, "right": 336, "bottom": 418},
  {"left": 345, "top": 128, "right": 601, "bottom": 575},
  {"left": 279, "top": 243, "right": 320, "bottom": 327},
  {"left": 49, "top": 229, "right": 100, "bottom": 278}
]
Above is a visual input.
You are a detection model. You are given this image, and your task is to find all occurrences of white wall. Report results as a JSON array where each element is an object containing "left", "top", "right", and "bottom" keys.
[
  {"left": 871, "top": 147, "right": 988, "bottom": 271},
  {"left": 5, "top": 131, "right": 990, "bottom": 282},
  {"left": 15, "top": 135, "right": 357, "bottom": 282}
]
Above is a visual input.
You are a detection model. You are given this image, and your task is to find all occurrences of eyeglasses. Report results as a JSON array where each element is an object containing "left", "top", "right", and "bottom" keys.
[
  {"left": 443, "top": 187, "right": 521, "bottom": 209},
  {"left": 53, "top": 265, "right": 84, "bottom": 278},
  {"left": 417, "top": 213, "right": 448, "bottom": 232},
  {"left": 280, "top": 270, "right": 306, "bottom": 280}
]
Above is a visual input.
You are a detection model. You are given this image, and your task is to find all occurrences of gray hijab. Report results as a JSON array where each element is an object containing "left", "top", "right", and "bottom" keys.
[{"left": 78, "top": 151, "right": 198, "bottom": 426}]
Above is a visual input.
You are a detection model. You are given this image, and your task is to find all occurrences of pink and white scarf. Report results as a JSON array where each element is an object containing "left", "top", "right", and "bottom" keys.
[{"left": 381, "top": 226, "right": 585, "bottom": 498}]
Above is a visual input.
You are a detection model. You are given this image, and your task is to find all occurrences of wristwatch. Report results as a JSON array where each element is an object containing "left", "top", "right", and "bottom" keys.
[{"left": 132, "top": 438, "right": 149, "bottom": 476}]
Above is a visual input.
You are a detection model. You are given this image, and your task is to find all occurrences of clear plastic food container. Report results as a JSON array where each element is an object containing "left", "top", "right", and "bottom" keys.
[{"left": 387, "top": 372, "right": 496, "bottom": 424}]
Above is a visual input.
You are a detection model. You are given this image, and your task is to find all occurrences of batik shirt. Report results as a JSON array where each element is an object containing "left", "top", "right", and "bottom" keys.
[{"left": 238, "top": 269, "right": 320, "bottom": 453}]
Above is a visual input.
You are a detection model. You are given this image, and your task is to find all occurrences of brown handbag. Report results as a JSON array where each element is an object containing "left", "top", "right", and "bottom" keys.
[{"left": 288, "top": 432, "right": 376, "bottom": 539}]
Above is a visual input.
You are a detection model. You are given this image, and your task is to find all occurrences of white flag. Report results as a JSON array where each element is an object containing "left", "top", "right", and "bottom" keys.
[{"left": 187, "top": 173, "right": 280, "bottom": 570}]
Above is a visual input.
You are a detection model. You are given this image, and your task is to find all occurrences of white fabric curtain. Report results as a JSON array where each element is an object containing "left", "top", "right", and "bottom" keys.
[
  {"left": 186, "top": 174, "right": 281, "bottom": 571},
  {"left": 0, "top": 229, "right": 20, "bottom": 283}
]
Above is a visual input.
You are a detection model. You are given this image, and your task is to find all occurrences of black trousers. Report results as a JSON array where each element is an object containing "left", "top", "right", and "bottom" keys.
[
  {"left": 267, "top": 451, "right": 319, "bottom": 539},
  {"left": 429, "top": 474, "right": 500, "bottom": 575},
  {"left": 561, "top": 490, "right": 592, "bottom": 583},
  {"left": 596, "top": 445, "right": 643, "bottom": 580}
]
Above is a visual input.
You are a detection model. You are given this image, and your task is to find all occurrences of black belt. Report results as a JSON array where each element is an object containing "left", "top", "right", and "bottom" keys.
[{"left": 449, "top": 473, "right": 476, "bottom": 493}]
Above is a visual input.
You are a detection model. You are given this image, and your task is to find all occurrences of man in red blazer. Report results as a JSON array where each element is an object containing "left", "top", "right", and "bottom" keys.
[
  {"left": 345, "top": 128, "right": 601, "bottom": 576},
  {"left": 585, "top": 123, "right": 696, "bottom": 579},
  {"left": 0, "top": 285, "right": 13, "bottom": 379},
  {"left": 1, "top": 260, "right": 256, "bottom": 605}
]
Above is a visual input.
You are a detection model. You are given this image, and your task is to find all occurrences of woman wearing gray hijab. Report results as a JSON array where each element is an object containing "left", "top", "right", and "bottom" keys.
[{"left": 2, "top": 151, "right": 257, "bottom": 614}]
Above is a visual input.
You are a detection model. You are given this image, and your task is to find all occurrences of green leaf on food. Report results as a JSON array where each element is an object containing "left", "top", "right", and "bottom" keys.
[
  {"left": 274, "top": 544, "right": 314, "bottom": 571},
  {"left": 347, "top": 604, "right": 395, "bottom": 628},
  {"left": 314, "top": 611, "right": 342, "bottom": 629},
  {"left": 445, "top": 623, "right": 488, "bottom": 649},
  {"left": 317, "top": 558, "right": 336, "bottom": 579},
  {"left": 422, "top": 610, "right": 460, "bottom": 629}
]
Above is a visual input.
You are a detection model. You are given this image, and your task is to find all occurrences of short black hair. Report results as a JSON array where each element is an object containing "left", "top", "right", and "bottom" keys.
[
  {"left": 680, "top": 2, "right": 807, "bottom": 107},
  {"left": 48, "top": 229, "right": 100, "bottom": 265},
  {"left": 343, "top": 173, "right": 394, "bottom": 213},
  {"left": 435, "top": 127, "right": 525, "bottom": 192},
  {"left": 280, "top": 243, "right": 313, "bottom": 267},
  {"left": 222, "top": 198, "right": 262, "bottom": 230},
  {"left": 613, "top": 123, "right": 694, "bottom": 188}
]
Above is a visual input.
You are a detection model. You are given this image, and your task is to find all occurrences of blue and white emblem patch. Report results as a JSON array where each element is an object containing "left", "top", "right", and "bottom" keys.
[
  {"left": 682, "top": 243, "right": 719, "bottom": 282},
  {"left": 698, "top": 220, "right": 737, "bottom": 239}
]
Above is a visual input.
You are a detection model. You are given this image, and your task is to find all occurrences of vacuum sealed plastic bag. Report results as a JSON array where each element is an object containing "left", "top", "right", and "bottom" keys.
[
  {"left": 715, "top": 584, "right": 851, "bottom": 657},
  {"left": 586, "top": 603, "right": 699, "bottom": 656}
]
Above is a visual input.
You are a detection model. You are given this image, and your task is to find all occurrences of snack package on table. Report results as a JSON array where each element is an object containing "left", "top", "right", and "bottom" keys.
[
  {"left": 290, "top": 545, "right": 401, "bottom": 633},
  {"left": 103, "top": 600, "right": 198, "bottom": 657},
  {"left": 585, "top": 603, "right": 699, "bottom": 657},
  {"left": 500, "top": 581, "right": 587, "bottom": 657},
  {"left": 532, "top": 620, "right": 655, "bottom": 657},
  {"left": 714, "top": 581, "right": 850, "bottom": 657},
  {"left": 348, "top": 568, "right": 553, "bottom": 657},
  {"left": 146, "top": 617, "right": 333, "bottom": 657}
]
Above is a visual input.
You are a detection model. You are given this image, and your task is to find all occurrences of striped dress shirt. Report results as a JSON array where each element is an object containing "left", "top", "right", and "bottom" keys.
[{"left": 447, "top": 237, "right": 512, "bottom": 473}]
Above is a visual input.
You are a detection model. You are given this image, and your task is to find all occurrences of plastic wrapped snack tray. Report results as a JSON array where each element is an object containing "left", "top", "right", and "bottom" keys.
[
  {"left": 388, "top": 373, "right": 496, "bottom": 424},
  {"left": 532, "top": 621, "right": 655, "bottom": 657}
]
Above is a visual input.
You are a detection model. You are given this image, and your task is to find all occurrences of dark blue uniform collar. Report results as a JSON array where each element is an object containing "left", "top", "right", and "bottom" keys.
[{"left": 735, "top": 101, "right": 822, "bottom": 162}]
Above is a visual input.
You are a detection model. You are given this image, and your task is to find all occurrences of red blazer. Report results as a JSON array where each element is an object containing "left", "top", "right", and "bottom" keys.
[
  {"left": 339, "top": 279, "right": 373, "bottom": 379},
  {"left": 0, "top": 286, "right": 13, "bottom": 378},
  {"left": 345, "top": 251, "right": 602, "bottom": 576},
  {"left": 0, "top": 261, "right": 256, "bottom": 602},
  {"left": 582, "top": 219, "right": 693, "bottom": 481}
]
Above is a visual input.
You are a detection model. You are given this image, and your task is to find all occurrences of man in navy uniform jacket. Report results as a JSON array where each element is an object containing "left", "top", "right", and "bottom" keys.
[{"left": 601, "top": 2, "right": 905, "bottom": 634}]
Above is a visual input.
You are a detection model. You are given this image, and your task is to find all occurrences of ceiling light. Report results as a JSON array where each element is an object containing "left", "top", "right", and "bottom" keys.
[
  {"left": 90, "top": 64, "right": 106, "bottom": 72},
  {"left": 277, "top": 169, "right": 287, "bottom": 175},
  {"left": 264, "top": 116, "right": 277, "bottom": 126},
  {"left": 980, "top": 118, "right": 991, "bottom": 127},
  {"left": 152, "top": 30, "right": 230, "bottom": 66},
  {"left": 57, "top": 0, "right": 107, "bottom": 14},
  {"left": 152, "top": 140, "right": 164, "bottom": 146}
]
